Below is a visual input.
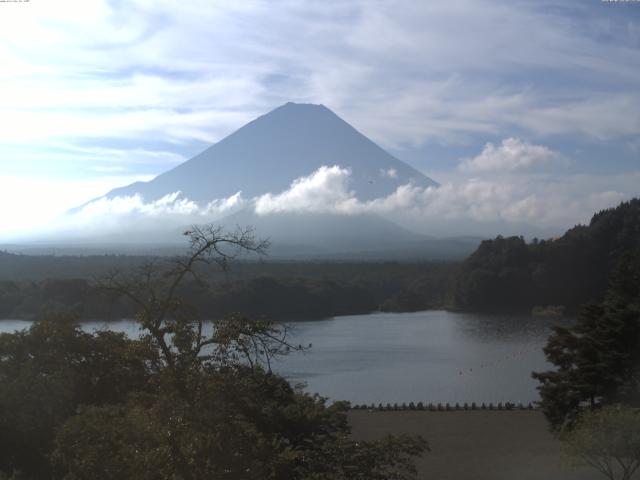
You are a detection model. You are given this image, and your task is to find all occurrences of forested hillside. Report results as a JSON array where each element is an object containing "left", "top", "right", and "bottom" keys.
[
  {"left": 533, "top": 249, "right": 640, "bottom": 428},
  {"left": 452, "top": 199, "right": 640, "bottom": 313}
]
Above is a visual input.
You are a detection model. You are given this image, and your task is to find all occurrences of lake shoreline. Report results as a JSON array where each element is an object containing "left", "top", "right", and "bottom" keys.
[
  {"left": 0, "top": 305, "right": 572, "bottom": 323},
  {"left": 1, "top": 311, "right": 560, "bottom": 404}
]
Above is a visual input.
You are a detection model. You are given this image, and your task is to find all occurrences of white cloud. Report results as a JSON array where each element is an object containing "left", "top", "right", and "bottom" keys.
[
  {"left": 0, "top": 184, "right": 246, "bottom": 241},
  {"left": 250, "top": 165, "right": 637, "bottom": 235},
  {"left": 1, "top": 0, "right": 639, "bottom": 154},
  {"left": 0, "top": 174, "right": 153, "bottom": 239},
  {"left": 380, "top": 168, "right": 398, "bottom": 179},
  {"left": 72, "top": 190, "right": 244, "bottom": 223},
  {"left": 254, "top": 166, "right": 357, "bottom": 215},
  {"left": 76, "top": 191, "right": 200, "bottom": 218},
  {"left": 3, "top": 189, "right": 244, "bottom": 243},
  {"left": 0, "top": 0, "right": 638, "bottom": 236},
  {"left": 4, "top": 163, "right": 635, "bottom": 243},
  {"left": 459, "top": 138, "right": 563, "bottom": 173}
]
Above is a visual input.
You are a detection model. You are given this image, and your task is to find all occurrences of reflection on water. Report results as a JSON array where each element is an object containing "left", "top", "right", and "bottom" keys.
[
  {"left": 0, "top": 320, "right": 33, "bottom": 332},
  {"left": 276, "top": 311, "right": 567, "bottom": 404},
  {"left": 0, "top": 311, "right": 567, "bottom": 404}
]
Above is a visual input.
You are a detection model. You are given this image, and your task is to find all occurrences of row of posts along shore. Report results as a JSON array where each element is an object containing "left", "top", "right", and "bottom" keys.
[{"left": 350, "top": 401, "right": 537, "bottom": 411}]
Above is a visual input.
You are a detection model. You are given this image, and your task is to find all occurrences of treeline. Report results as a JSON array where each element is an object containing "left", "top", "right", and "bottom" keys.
[
  {"left": 0, "top": 251, "right": 150, "bottom": 281},
  {"left": 452, "top": 199, "right": 640, "bottom": 313},
  {"left": 0, "top": 262, "right": 455, "bottom": 320},
  {"left": 5, "top": 199, "right": 639, "bottom": 319}
]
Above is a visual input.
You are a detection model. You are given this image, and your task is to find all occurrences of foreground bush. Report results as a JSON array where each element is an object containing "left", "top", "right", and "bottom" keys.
[
  {"left": 0, "top": 226, "right": 427, "bottom": 479},
  {"left": 562, "top": 405, "right": 640, "bottom": 480}
]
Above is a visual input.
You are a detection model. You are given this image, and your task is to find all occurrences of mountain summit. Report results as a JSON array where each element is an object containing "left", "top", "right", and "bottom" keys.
[
  {"left": 103, "top": 102, "right": 437, "bottom": 204},
  {"left": 55, "top": 103, "right": 451, "bottom": 258}
]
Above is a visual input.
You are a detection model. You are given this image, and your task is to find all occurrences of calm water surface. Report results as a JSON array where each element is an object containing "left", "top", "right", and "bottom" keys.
[{"left": 1, "top": 311, "right": 564, "bottom": 404}]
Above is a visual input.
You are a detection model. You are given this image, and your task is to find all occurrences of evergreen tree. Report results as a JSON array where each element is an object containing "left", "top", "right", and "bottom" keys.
[
  {"left": 454, "top": 199, "right": 640, "bottom": 313},
  {"left": 533, "top": 251, "right": 640, "bottom": 430}
]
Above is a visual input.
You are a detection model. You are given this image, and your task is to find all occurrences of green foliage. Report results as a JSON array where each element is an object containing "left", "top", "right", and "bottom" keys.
[
  {"left": 52, "top": 385, "right": 428, "bottom": 480},
  {"left": 302, "top": 433, "right": 428, "bottom": 480},
  {"left": 0, "top": 261, "right": 455, "bottom": 321},
  {"left": 453, "top": 235, "right": 532, "bottom": 311},
  {"left": 197, "top": 276, "right": 377, "bottom": 320},
  {"left": 562, "top": 405, "right": 640, "bottom": 480},
  {"left": 0, "top": 314, "right": 154, "bottom": 478},
  {"left": 532, "top": 251, "right": 640, "bottom": 430},
  {"left": 453, "top": 199, "right": 640, "bottom": 312},
  {"left": 0, "top": 226, "right": 427, "bottom": 479}
]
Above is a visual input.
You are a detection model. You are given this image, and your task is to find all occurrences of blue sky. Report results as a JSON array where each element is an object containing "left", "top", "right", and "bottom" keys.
[{"left": 0, "top": 0, "right": 639, "bottom": 238}]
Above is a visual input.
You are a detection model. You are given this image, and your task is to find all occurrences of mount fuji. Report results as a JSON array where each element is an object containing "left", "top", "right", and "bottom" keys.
[
  {"left": 101, "top": 102, "right": 437, "bottom": 204},
  {"left": 55, "top": 103, "right": 476, "bottom": 258}
]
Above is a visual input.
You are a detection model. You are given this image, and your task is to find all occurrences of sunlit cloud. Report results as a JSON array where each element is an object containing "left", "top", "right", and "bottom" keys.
[
  {"left": 380, "top": 168, "right": 398, "bottom": 179},
  {"left": 253, "top": 161, "right": 636, "bottom": 235},
  {"left": 2, "top": 0, "right": 639, "bottom": 151},
  {"left": 254, "top": 166, "right": 356, "bottom": 215},
  {"left": 68, "top": 190, "right": 244, "bottom": 227},
  {"left": 0, "top": 174, "right": 154, "bottom": 239},
  {"left": 75, "top": 190, "right": 244, "bottom": 219},
  {"left": 11, "top": 165, "right": 634, "bottom": 243},
  {"left": 459, "top": 138, "right": 564, "bottom": 173}
]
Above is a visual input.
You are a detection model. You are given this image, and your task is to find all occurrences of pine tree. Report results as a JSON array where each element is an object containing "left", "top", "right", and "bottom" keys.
[{"left": 533, "top": 251, "right": 640, "bottom": 430}]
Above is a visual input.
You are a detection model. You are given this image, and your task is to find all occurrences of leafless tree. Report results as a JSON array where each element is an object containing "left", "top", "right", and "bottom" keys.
[
  {"left": 562, "top": 404, "right": 640, "bottom": 480},
  {"left": 99, "top": 225, "right": 301, "bottom": 392}
]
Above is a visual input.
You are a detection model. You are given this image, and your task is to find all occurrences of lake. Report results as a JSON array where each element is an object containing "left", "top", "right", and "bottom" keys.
[{"left": 0, "top": 310, "right": 563, "bottom": 405}]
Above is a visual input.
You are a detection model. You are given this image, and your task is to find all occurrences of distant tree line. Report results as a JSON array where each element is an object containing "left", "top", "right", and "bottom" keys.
[
  {"left": 3, "top": 199, "right": 640, "bottom": 320},
  {"left": 0, "top": 262, "right": 454, "bottom": 321},
  {"left": 0, "top": 252, "right": 453, "bottom": 284}
]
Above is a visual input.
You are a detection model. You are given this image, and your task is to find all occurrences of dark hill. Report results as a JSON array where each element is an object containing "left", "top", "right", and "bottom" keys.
[{"left": 452, "top": 198, "right": 640, "bottom": 313}]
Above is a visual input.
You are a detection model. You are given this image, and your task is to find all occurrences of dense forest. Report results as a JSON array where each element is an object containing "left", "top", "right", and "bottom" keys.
[
  {"left": 2, "top": 199, "right": 640, "bottom": 320},
  {"left": 0, "top": 255, "right": 454, "bottom": 320},
  {"left": 452, "top": 199, "right": 640, "bottom": 313},
  {"left": 533, "top": 249, "right": 640, "bottom": 429}
]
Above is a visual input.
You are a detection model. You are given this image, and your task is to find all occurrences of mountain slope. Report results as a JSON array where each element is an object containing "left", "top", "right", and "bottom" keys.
[
  {"left": 218, "top": 208, "right": 424, "bottom": 255},
  {"left": 53, "top": 103, "right": 447, "bottom": 258},
  {"left": 103, "top": 102, "right": 437, "bottom": 204}
]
